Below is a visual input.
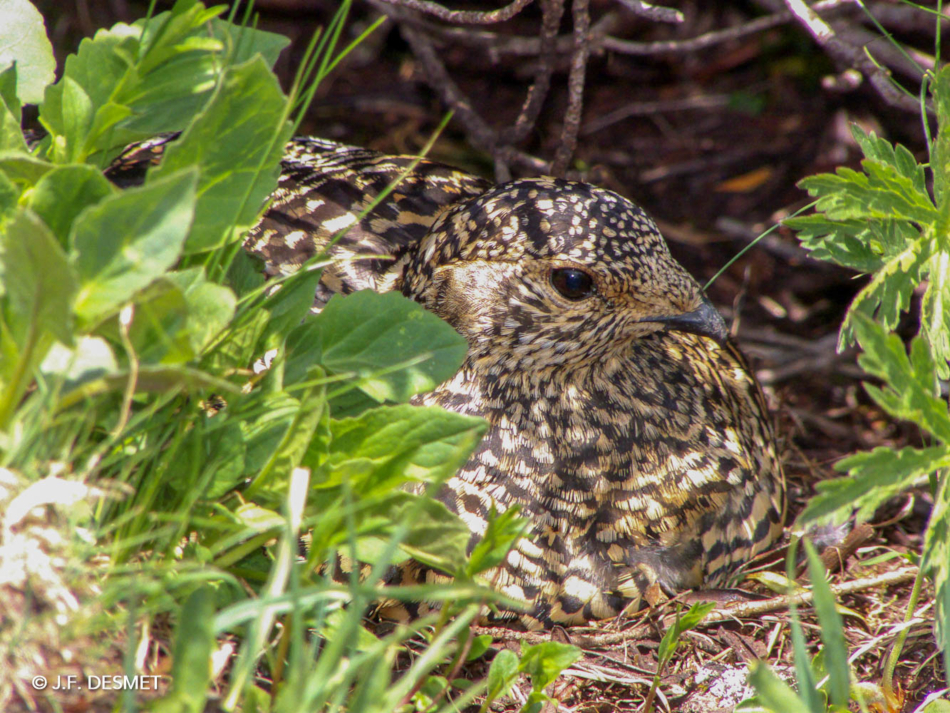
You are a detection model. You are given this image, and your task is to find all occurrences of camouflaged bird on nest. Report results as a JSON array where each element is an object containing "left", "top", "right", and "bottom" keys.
[{"left": 110, "top": 136, "right": 786, "bottom": 629}]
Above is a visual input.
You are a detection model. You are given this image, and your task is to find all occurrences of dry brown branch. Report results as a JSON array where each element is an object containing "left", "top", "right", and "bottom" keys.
[
  {"left": 551, "top": 0, "right": 591, "bottom": 176},
  {"left": 615, "top": 0, "right": 683, "bottom": 24},
  {"left": 497, "top": 0, "right": 566, "bottom": 146},
  {"left": 783, "top": 0, "right": 921, "bottom": 112},
  {"left": 602, "top": 0, "right": 854, "bottom": 56},
  {"left": 374, "top": 0, "right": 535, "bottom": 25}
]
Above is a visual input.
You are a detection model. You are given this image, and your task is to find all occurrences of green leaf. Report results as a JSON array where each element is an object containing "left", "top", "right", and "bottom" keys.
[
  {"left": 804, "top": 541, "right": 849, "bottom": 708},
  {"left": 0, "top": 152, "right": 54, "bottom": 189},
  {"left": 0, "top": 0, "right": 55, "bottom": 104},
  {"left": 0, "top": 209, "right": 78, "bottom": 347},
  {"left": 467, "top": 634, "right": 493, "bottom": 661},
  {"left": 798, "top": 444, "right": 950, "bottom": 524},
  {"left": 152, "top": 586, "right": 215, "bottom": 713},
  {"left": 798, "top": 165, "right": 937, "bottom": 226},
  {"left": 28, "top": 164, "right": 115, "bottom": 245},
  {"left": 0, "top": 65, "right": 26, "bottom": 154},
  {"left": 149, "top": 55, "right": 291, "bottom": 254},
  {"left": 166, "top": 267, "right": 236, "bottom": 356},
  {"left": 921, "top": 250, "right": 950, "bottom": 379},
  {"left": 518, "top": 642, "right": 582, "bottom": 692},
  {"left": 287, "top": 290, "right": 468, "bottom": 402},
  {"left": 466, "top": 506, "right": 527, "bottom": 577},
  {"left": 748, "top": 662, "right": 808, "bottom": 713},
  {"left": 0, "top": 168, "right": 16, "bottom": 226},
  {"left": 39, "top": 336, "right": 117, "bottom": 392},
  {"left": 70, "top": 168, "right": 198, "bottom": 324},
  {"left": 931, "top": 65, "right": 950, "bottom": 246},
  {"left": 841, "top": 237, "right": 933, "bottom": 345},
  {"left": 922, "top": 471, "right": 950, "bottom": 666},
  {"left": 392, "top": 494, "right": 471, "bottom": 574},
  {"left": 852, "top": 312, "right": 950, "bottom": 443},
  {"left": 851, "top": 124, "right": 926, "bottom": 195},
  {"left": 656, "top": 602, "right": 715, "bottom": 668},
  {"left": 486, "top": 649, "right": 519, "bottom": 701},
  {"left": 324, "top": 404, "right": 486, "bottom": 495}
]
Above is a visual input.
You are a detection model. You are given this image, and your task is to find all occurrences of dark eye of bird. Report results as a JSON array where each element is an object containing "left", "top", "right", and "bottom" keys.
[{"left": 550, "top": 268, "right": 594, "bottom": 300}]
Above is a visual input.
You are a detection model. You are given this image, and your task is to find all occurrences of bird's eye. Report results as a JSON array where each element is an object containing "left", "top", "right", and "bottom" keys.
[{"left": 550, "top": 268, "right": 594, "bottom": 300}]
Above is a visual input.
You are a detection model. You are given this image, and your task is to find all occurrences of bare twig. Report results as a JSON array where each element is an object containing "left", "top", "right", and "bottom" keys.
[
  {"left": 498, "top": 0, "right": 566, "bottom": 146},
  {"left": 615, "top": 0, "right": 683, "bottom": 24},
  {"left": 374, "top": 0, "right": 535, "bottom": 25},
  {"left": 552, "top": 0, "right": 591, "bottom": 176},
  {"left": 603, "top": 0, "right": 854, "bottom": 56},
  {"left": 783, "top": 0, "right": 921, "bottom": 112}
]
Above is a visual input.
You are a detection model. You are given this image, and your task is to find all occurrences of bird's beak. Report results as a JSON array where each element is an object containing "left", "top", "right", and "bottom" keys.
[{"left": 647, "top": 299, "right": 729, "bottom": 345}]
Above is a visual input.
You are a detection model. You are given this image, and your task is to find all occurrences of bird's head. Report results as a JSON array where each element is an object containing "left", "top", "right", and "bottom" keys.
[{"left": 401, "top": 177, "right": 726, "bottom": 370}]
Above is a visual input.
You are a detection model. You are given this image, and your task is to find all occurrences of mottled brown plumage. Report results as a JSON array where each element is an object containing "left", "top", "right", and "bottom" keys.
[{"left": 110, "top": 137, "right": 786, "bottom": 629}]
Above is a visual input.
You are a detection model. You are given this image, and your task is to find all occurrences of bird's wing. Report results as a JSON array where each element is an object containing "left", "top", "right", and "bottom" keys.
[{"left": 106, "top": 135, "right": 491, "bottom": 299}]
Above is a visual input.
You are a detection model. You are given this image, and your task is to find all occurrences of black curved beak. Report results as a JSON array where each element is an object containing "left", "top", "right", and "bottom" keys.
[{"left": 649, "top": 300, "right": 729, "bottom": 345}]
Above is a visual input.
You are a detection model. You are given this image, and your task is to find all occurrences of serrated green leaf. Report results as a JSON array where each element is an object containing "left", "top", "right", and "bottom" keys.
[
  {"left": 70, "top": 168, "right": 198, "bottom": 324},
  {"left": 518, "top": 641, "right": 582, "bottom": 692},
  {"left": 0, "top": 0, "right": 55, "bottom": 105},
  {"left": 785, "top": 215, "right": 888, "bottom": 274},
  {"left": 0, "top": 209, "right": 78, "bottom": 347},
  {"left": 799, "top": 445, "right": 950, "bottom": 524},
  {"left": 841, "top": 237, "right": 933, "bottom": 345},
  {"left": 851, "top": 124, "right": 926, "bottom": 194},
  {"left": 921, "top": 250, "right": 950, "bottom": 379},
  {"left": 149, "top": 55, "right": 291, "bottom": 253},
  {"left": 931, "top": 65, "right": 950, "bottom": 245},
  {"left": 799, "top": 165, "right": 937, "bottom": 226},
  {"left": 287, "top": 290, "right": 468, "bottom": 402},
  {"left": 28, "top": 164, "right": 115, "bottom": 245},
  {"left": 804, "top": 541, "right": 849, "bottom": 708},
  {"left": 852, "top": 312, "right": 950, "bottom": 442}
]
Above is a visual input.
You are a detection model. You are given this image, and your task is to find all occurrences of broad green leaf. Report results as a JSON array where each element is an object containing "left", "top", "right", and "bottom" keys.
[
  {"left": 152, "top": 586, "right": 215, "bottom": 713},
  {"left": 798, "top": 444, "right": 950, "bottom": 524},
  {"left": 166, "top": 267, "right": 237, "bottom": 356},
  {"left": 748, "top": 662, "right": 808, "bottom": 713},
  {"left": 233, "top": 390, "right": 301, "bottom": 476},
  {"left": 804, "top": 541, "right": 849, "bottom": 708},
  {"left": 518, "top": 642, "right": 582, "bottom": 692},
  {"left": 211, "top": 17, "right": 290, "bottom": 69},
  {"left": 70, "top": 168, "right": 198, "bottom": 324},
  {"left": 392, "top": 493, "right": 470, "bottom": 574},
  {"left": 0, "top": 152, "right": 54, "bottom": 189},
  {"left": 0, "top": 169, "right": 15, "bottom": 226},
  {"left": 0, "top": 64, "right": 25, "bottom": 154},
  {"left": 0, "top": 60, "right": 20, "bottom": 119},
  {"left": 0, "top": 209, "right": 77, "bottom": 347},
  {"left": 121, "top": 278, "right": 193, "bottom": 364},
  {"left": 149, "top": 56, "right": 292, "bottom": 253},
  {"left": 324, "top": 404, "right": 486, "bottom": 495},
  {"left": 260, "top": 268, "right": 322, "bottom": 342},
  {"left": 287, "top": 290, "right": 468, "bottom": 402},
  {"left": 852, "top": 312, "right": 950, "bottom": 443},
  {"left": 39, "top": 336, "right": 117, "bottom": 391},
  {"left": 466, "top": 506, "right": 527, "bottom": 577},
  {"left": 486, "top": 649, "right": 519, "bottom": 700},
  {"left": 0, "top": 0, "right": 55, "bottom": 104},
  {"left": 28, "top": 164, "right": 115, "bottom": 245}
]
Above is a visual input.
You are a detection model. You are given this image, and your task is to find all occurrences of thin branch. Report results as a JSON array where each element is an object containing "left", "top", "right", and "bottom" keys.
[
  {"left": 552, "top": 0, "right": 591, "bottom": 176},
  {"left": 373, "top": 0, "right": 535, "bottom": 25},
  {"left": 498, "top": 0, "right": 566, "bottom": 145},
  {"left": 783, "top": 0, "right": 921, "bottom": 112},
  {"left": 615, "top": 0, "right": 683, "bottom": 24},
  {"left": 603, "top": 0, "right": 854, "bottom": 55}
]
